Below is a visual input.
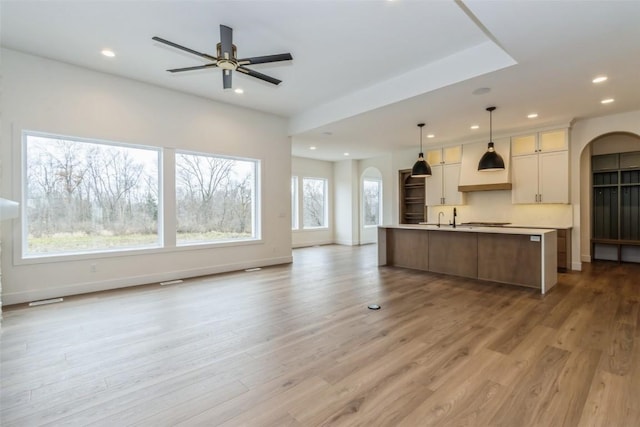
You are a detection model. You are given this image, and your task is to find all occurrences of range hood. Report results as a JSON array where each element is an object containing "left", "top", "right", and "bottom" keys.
[{"left": 458, "top": 138, "right": 512, "bottom": 192}]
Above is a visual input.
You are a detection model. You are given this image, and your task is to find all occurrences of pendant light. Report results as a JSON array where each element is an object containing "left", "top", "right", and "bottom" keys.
[
  {"left": 478, "top": 106, "right": 505, "bottom": 171},
  {"left": 411, "top": 123, "right": 432, "bottom": 177}
]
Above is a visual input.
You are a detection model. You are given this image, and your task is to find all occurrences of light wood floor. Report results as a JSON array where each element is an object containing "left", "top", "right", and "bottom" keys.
[{"left": 1, "top": 244, "right": 640, "bottom": 426}]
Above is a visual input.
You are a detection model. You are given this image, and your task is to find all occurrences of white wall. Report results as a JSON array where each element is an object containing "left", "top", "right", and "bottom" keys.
[
  {"left": 291, "top": 156, "right": 334, "bottom": 248},
  {"left": 1, "top": 48, "right": 292, "bottom": 305},
  {"left": 334, "top": 160, "right": 359, "bottom": 245}
]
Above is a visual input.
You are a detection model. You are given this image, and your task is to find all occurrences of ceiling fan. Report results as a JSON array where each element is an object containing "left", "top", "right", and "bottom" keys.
[{"left": 152, "top": 25, "right": 292, "bottom": 90}]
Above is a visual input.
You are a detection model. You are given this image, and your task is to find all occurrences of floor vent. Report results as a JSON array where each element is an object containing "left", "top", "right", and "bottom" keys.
[
  {"left": 29, "top": 297, "right": 64, "bottom": 307},
  {"left": 160, "top": 279, "right": 184, "bottom": 286}
]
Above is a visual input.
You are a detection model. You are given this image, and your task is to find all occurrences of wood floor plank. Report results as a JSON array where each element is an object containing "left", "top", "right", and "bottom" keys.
[
  {"left": 488, "top": 345, "right": 571, "bottom": 426},
  {"left": 2, "top": 245, "right": 640, "bottom": 426}
]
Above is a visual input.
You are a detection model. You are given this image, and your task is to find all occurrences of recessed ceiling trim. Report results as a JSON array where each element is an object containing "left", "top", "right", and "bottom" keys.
[{"left": 289, "top": 40, "right": 516, "bottom": 135}]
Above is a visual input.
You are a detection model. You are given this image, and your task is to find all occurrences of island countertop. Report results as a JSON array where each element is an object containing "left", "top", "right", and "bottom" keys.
[
  {"left": 379, "top": 223, "right": 556, "bottom": 235},
  {"left": 378, "top": 224, "right": 557, "bottom": 294}
]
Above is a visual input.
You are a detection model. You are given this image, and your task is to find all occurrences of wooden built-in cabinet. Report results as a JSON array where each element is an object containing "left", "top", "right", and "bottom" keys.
[
  {"left": 378, "top": 226, "right": 558, "bottom": 293},
  {"left": 399, "top": 169, "right": 426, "bottom": 224},
  {"left": 556, "top": 229, "right": 571, "bottom": 272},
  {"left": 512, "top": 129, "right": 569, "bottom": 204},
  {"left": 592, "top": 152, "right": 640, "bottom": 262},
  {"left": 428, "top": 230, "right": 477, "bottom": 278},
  {"left": 477, "top": 233, "right": 541, "bottom": 288},
  {"left": 425, "top": 146, "right": 465, "bottom": 206}
]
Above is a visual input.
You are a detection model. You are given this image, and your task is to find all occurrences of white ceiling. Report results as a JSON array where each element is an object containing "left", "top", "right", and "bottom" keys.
[{"left": 2, "top": 1, "right": 639, "bottom": 161}]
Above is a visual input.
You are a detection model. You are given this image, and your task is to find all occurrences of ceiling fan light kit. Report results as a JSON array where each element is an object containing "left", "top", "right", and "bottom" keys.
[
  {"left": 411, "top": 123, "right": 432, "bottom": 178},
  {"left": 153, "top": 25, "right": 292, "bottom": 90},
  {"left": 478, "top": 106, "right": 505, "bottom": 171}
]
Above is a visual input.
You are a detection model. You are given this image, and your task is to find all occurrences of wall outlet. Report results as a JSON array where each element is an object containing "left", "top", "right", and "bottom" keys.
[{"left": 90, "top": 263, "right": 97, "bottom": 273}]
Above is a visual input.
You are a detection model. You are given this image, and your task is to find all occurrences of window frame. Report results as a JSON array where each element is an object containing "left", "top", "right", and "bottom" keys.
[
  {"left": 363, "top": 178, "right": 383, "bottom": 227},
  {"left": 21, "top": 130, "right": 163, "bottom": 260},
  {"left": 15, "top": 129, "right": 263, "bottom": 265},
  {"left": 302, "top": 176, "right": 328, "bottom": 230},
  {"left": 291, "top": 176, "right": 299, "bottom": 230},
  {"left": 174, "top": 149, "right": 261, "bottom": 247}
]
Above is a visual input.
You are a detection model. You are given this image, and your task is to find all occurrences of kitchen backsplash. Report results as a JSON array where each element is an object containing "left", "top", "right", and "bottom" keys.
[{"left": 426, "top": 190, "right": 573, "bottom": 228}]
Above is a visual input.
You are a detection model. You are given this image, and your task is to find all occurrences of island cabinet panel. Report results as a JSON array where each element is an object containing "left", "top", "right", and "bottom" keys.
[
  {"left": 428, "top": 231, "right": 477, "bottom": 278},
  {"left": 478, "top": 233, "right": 541, "bottom": 288},
  {"left": 385, "top": 228, "right": 429, "bottom": 271}
]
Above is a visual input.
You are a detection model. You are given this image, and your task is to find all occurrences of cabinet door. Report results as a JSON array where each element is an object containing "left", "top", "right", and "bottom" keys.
[
  {"left": 426, "top": 149, "right": 442, "bottom": 166},
  {"left": 443, "top": 163, "right": 464, "bottom": 205},
  {"left": 443, "top": 145, "right": 462, "bottom": 164},
  {"left": 512, "top": 134, "right": 537, "bottom": 156},
  {"left": 539, "top": 129, "right": 567, "bottom": 152},
  {"left": 512, "top": 154, "right": 539, "bottom": 204},
  {"left": 426, "top": 164, "right": 443, "bottom": 206},
  {"left": 539, "top": 151, "right": 569, "bottom": 203}
]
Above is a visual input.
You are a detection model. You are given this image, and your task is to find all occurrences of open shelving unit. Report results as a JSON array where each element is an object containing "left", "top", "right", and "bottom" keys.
[{"left": 399, "top": 169, "right": 426, "bottom": 224}]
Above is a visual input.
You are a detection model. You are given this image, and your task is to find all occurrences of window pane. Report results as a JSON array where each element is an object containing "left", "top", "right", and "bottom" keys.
[
  {"left": 303, "top": 177, "right": 327, "bottom": 228},
  {"left": 291, "top": 176, "right": 299, "bottom": 230},
  {"left": 24, "top": 133, "right": 160, "bottom": 256},
  {"left": 176, "top": 152, "right": 258, "bottom": 244},
  {"left": 363, "top": 179, "right": 382, "bottom": 226}
]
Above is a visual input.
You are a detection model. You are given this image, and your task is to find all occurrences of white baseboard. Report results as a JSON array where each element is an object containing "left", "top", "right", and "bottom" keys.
[{"left": 2, "top": 255, "right": 293, "bottom": 306}]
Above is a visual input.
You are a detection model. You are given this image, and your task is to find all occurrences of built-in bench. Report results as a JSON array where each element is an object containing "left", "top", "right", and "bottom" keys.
[{"left": 591, "top": 238, "right": 640, "bottom": 263}]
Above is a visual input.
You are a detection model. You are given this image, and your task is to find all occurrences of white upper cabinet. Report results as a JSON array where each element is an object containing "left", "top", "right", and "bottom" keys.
[
  {"left": 511, "top": 128, "right": 569, "bottom": 204},
  {"left": 427, "top": 145, "right": 462, "bottom": 165},
  {"left": 512, "top": 129, "right": 568, "bottom": 156},
  {"left": 426, "top": 146, "right": 465, "bottom": 206}
]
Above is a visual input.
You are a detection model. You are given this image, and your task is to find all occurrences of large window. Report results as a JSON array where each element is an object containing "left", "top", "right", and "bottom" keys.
[
  {"left": 303, "top": 177, "right": 327, "bottom": 228},
  {"left": 23, "top": 132, "right": 160, "bottom": 257},
  {"left": 291, "top": 176, "right": 299, "bottom": 230},
  {"left": 175, "top": 151, "right": 259, "bottom": 244},
  {"left": 363, "top": 178, "right": 382, "bottom": 226}
]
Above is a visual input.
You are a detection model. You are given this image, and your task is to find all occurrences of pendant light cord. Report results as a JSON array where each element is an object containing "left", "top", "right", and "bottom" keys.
[
  {"left": 489, "top": 109, "right": 492, "bottom": 142},
  {"left": 486, "top": 106, "right": 496, "bottom": 143},
  {"left": 418, "top": 122, "right": 425, "bottom": 152}
]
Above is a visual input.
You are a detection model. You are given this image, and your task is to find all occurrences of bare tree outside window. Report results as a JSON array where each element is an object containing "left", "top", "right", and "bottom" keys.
[
  {"left": 175, "top": 152, "right": 257, "bottom": 244},
  {"left": 303, "top": 177, "right": 327, "bottom": 228},
  {"left": 24, "top": 133, "right": 160, "bottom": 256},
  {"left": 363, "top": 179, "right": 382, "bottom": 226}
]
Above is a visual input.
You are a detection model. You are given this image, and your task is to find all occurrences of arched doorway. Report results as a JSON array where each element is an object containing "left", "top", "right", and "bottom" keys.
[{"left": 582, "top": 132, "right": 640, "bottom": 263}]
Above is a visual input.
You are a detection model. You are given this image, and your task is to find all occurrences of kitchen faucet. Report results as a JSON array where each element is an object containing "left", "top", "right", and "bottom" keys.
[
  {"left": 437, "top": 211, "right": 444, "bottom": 228},
  {"left": 452, "top": 207, "right": 457, "bottom": 228}
]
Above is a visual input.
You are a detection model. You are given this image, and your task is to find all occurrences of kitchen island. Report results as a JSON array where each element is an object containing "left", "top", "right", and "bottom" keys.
[{"left": 378, "top": 224, "right": 557, "bottom": 294}]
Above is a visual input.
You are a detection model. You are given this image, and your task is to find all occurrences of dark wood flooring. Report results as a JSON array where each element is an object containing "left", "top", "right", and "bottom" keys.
[{"left": 1, "top": 244, "right": 639, "bottom": 426}]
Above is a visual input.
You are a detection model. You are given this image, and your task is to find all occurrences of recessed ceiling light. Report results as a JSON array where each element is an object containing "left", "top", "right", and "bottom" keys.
[
  {"left": 101, "top": 49, "right": 115, "bottom": 58},
  {"left": 309, "top": 146, "right": 316, "bottom": 150},
  {"left": 470, "top": 125, "right": 479, "bottom": 130},
  {"left": 427, "top": 134, "right": 435, "bottom": 138},
  {"left": 472, "top": 87, "right": 491, "bottom": 95},
  {"left": 527, "top": 113, "right": 538, "bottom": 119},
  {"left": 234, "top": 88, "right": 244, "bottom": 94},
  {"left": 344, "top": 152, "right": 350, "bottom": 156},
  {"left": 592, "top": 76, "right": 608, "bottom": 83},
  {"left": 601, "top": 98, "right": 615, "bottom": 104}
]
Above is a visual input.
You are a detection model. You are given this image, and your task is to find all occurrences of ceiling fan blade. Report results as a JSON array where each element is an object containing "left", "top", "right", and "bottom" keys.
[
  {"left": 223, "top": 69, "right": 232, "bottom": 89},
  {"left": 237, "top": 66, "right": 282, "bottom": 85},
  {"left": 167, "top": 63, "right": 218, "bottom": 73},
  {"left": 237, "top": 53, "right": 293, "bottom": 66},
  {"left": 220, "top": 25, "right": 233, "bottom": 59},
  {"left": 152, "top": 36, "right": 217, "bottom": 61}
]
